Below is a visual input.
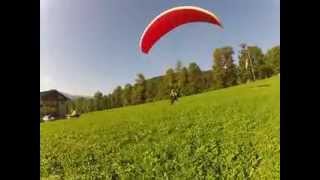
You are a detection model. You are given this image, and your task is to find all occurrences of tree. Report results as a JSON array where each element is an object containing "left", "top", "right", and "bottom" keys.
[
  {"left": 202, "top": 70, "right": 213, "bottom": 89},
  {"left": 238, "top": 45, "right": 253, "bottom": 83},
  {"left": 103, "top": 94, "right": 112, "bottom": 109},
  {"left": 102, "top": 95, "right": 111, "bottom": 109},
  {"left": 87, "top": 98, "right": 96, "bottom": 112},
  {"left": 145, "top": 79, "right": 158, "bottom": 102},
  {"left": 155, "top": 68, "right": 178, "bottom": 100},
  {"left": 73, "top": 97, "right": 87, "bottom": 113},
  {"left": 156, "top": 76, "right": 169, "bottom": 100},
  {"left": 177, "top": 67, "right": 189, "bottom": 95},
  {"left": 240, "top": 45, "right": 270, "bottom": 80},
  {"left": 132, "top": 73, "right": 146, "bottom": 104},
  {"left": 248, "top": 46, "right": 265, "bottom": 79},
  {"left": 94, "top": 91, "right": 103, "bottom": 99},
  {"left": 265, "top": 45, "right": 280, "bottom": 74},
  {"left": 187, "top": 62, "right": 203, "bottom": 94},
  {"left": 258, "top": 64, "right": 274, "bottom": 78},
  {"left": 111, "top": 86, "right": 123, "bottom": 108},
  {"left": 122, "top": 84, "right": 133, "bottom": 106},
  {"left": 175, "top": 60, "right": 183, "bottom": 73},
  {"left": 212, "top": 47, "right": 238, "bottom": 89},
  {"left": 93, "top": 91, "right": 104, "bottom": 110},
  {"left": 164, "top": 68, "right": 177, "bottom": 89}
]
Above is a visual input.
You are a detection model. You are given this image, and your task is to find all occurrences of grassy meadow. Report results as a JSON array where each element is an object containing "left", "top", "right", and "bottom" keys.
[{"left": 41, "top": 76, "right": 280, "bottom": 179}]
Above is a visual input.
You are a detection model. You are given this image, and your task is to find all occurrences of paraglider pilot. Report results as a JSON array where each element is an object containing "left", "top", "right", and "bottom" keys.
[{"left": 170, "top": 89, "right": 179, "bottom": 104}]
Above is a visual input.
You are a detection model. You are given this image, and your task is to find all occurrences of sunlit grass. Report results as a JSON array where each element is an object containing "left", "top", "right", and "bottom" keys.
[{"left": 41, "top": 76, "right": 279, "bottom": 179}]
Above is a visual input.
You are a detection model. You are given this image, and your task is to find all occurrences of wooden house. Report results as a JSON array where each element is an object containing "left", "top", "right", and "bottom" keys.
[{"left": 40, "top": 90, "right": 70, "bottom": 118}]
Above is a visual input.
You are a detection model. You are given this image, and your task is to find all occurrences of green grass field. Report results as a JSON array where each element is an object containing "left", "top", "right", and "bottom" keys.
[{"left": 41, "top": 76, "right": 280, "bottom": 179}]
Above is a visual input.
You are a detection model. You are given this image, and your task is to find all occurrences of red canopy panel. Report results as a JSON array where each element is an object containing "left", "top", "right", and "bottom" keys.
[{"left": 140, "top": 6, "right": 223, "bottom": 54}]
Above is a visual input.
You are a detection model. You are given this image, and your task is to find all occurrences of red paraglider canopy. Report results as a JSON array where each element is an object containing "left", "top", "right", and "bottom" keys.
[{"left": 139, "top": 6, "right": 223, "bottom": 54}]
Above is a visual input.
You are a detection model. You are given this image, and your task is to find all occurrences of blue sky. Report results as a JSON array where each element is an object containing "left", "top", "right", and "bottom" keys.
[{"left": 41, "top": 0, "right": 279, "bottom": 96}]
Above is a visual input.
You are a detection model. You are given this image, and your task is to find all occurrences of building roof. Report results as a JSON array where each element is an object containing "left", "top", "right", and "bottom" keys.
[{"left": 40, "top": 89, "right": 70, "bottom": 101}]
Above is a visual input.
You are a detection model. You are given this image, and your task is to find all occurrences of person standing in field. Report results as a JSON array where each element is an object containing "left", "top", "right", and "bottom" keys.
[{"left": 170, "top": 89, "right": 178, "bottom": 104}]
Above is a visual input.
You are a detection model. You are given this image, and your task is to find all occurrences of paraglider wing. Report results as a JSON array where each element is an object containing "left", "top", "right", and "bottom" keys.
[{"left": 139, "top": 6, "right": 223, "bottom": 54}]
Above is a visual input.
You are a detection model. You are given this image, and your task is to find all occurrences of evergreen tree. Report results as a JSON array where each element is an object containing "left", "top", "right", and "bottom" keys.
[
  {"left": 177, "top": 67, "right": 189, "bottom": 96},
  {"left": 145, "top": 79, "right": 158, "bottom": 102},
  {"left": 188, "top": 62, "right": 203, "bottom": 94},
  {"left": 164, "top": 68, "right": 177, "bottom": 89},
  {"left": 202, "top": 70, "right": 213, "bottom": 89},
  {"left": 111, "top": 86, "right": 123, "bottom": 108},
  {"left": 101, "top": 95, "right": 109, "bottom": 109},
  {"left": 122, "top": 84, "right": 133, "bottom": 106},
  {"left": 156, "top": 76, "right": 169, "bottom": 100},
  {"left": 132, "top": 73, "right": 146, "bottom": 104},
  {"left": 175, "top": 60, "right": 183, "bottom": 73},
  {"left": 104, "top": 94, "right": 112, "bottom": 109},
  {"left": 94, "top": 91, "right": 104, "bottom": 110},
  {"left": 88, "top": 98, "right": 96, "bottom": 112},
  {"left": 212, "top": 47, "right": 238, "bottom": 89},
  {"left": 61, "top": 44, "right": 279, "bottom": 115},
  {"left": 265, "top": 45, "right": 280, "bottom": 74}
]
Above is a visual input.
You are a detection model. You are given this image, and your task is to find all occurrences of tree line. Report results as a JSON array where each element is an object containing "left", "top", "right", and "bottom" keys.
[{"left": 66, "top": 45, "right": 280, "bottom": 114}]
